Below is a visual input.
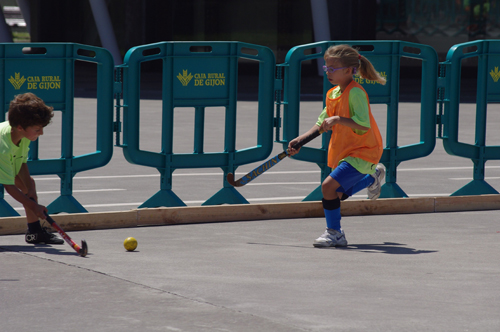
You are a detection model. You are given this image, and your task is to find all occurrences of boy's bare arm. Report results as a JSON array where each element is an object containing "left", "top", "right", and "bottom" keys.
[
  {"left": 5, "top": 184, "right": 30, "bottom": 205},
  {"left": 4, "top": 164, "right": 47, "bottom": 219},
  {"left": 4, "top": 184, "right": 47, "bottom": 219},
  {"left": 16, "top": 163, "right": 36, "bottom": 198}
]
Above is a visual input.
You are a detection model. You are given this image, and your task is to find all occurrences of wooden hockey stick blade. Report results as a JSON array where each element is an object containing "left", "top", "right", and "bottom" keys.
[
  {"left": 226, "top": 172, "right": 239, "bottom": 187},
  {"left": 227, "top": 151, "right": 287, "bottom": 187},
  {"left": 226, "top": 128, "right": 323, "bottom": 187}
]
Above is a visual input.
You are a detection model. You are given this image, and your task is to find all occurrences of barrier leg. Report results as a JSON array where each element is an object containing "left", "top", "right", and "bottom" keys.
[
  {"left": 378, "top": 161, "right": 408, "bottom": 198},
  {"left": 139, "top": 168, "right": 186, "bottom": 208},
  {"left": 139, "top": 190, "right": 186, "bottom": 208},
  {"left": 451, "top": 159, "right": 499, "bottom": 196},
  {"left": 0, "top": 199, "right": 20, "bottom": 217},
  {"left": 451, "top": 180, "right": 499, "bottom": 196},
  {"left": 203, "top": 168, "right": 249, "bottom": 205},
  {"left": 202, "top": 187, "right": 249, "bottom": 206},
  {"left": 47, "top": 195, "right": 87, "bottom": 214},
  {"left": 380, "top": 182, "right": 408, "bottom": 198}
]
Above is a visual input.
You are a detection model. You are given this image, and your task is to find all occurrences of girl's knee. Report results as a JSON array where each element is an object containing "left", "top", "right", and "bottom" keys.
[{"left": 322, "top": 177, "right": 341, "bottom": 199}]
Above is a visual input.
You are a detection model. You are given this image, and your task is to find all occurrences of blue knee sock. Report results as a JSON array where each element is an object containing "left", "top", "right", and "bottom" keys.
[{"left": 322, "top": 198, "right": 341, "bottom": 231}]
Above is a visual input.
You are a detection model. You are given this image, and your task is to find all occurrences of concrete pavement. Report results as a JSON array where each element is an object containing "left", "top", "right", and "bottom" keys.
[{"left": 1, "top": 209, "right": 499, "bottom": 331}]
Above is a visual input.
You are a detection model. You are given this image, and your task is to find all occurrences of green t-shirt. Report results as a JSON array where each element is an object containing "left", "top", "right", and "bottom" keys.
[
  {"left": 316, "top": 87, "right": 377, "bottom": 174},
  {"left": 0, "top": 121, "right": 30, "bottom": 185}
]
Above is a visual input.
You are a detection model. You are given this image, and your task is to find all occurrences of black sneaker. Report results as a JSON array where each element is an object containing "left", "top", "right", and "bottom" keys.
[{"left": 25, "top": 228, "right": 64, "bottom": 245}]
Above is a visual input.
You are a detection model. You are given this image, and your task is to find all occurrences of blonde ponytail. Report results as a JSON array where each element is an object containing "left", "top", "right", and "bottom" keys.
[
  {"left": 324, "top": 45, "right": 386, "bottom": 85},
  {"left": 359, "top": 55, "right": 386, "bottom": 85}
]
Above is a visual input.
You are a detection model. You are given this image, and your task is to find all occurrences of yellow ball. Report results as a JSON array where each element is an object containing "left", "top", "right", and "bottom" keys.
[{"left": 124, "top": 237, "right": 137, "bottom": 251}]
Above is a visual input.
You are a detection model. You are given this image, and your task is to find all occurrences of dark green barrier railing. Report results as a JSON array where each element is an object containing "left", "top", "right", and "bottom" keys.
[
  {"left": 118, "top": 41, "right": 275, "bottom": 207},
  {"left": 440, "top": 40, "right": 500, "bottom": 196},
  {"left": 0, "top": 43, "right": 114, "bottom": 216},
  {"left": 280, "top": 41, "right": 438, "bottom": 200}
]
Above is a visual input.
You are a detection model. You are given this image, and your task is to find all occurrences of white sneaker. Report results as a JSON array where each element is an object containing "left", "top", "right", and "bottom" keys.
[
  {"left": 367, "top": 164, "right": 385, "bottom": 200},
  {"left": 313, "top": 228, "right": 348, "bottom": 247}
]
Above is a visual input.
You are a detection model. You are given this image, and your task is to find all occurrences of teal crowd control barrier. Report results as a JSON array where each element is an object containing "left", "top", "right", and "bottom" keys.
[
  {"left": 279, "top": 41, "right": 438, "bottom": 200},
  {"left": 0, "top": 43, "right": 114, "bottom": 216},
  {"left": 1, "top": 39, "right": 498, "bottom": 216},
  {"left": 117, "top": 42, "right": 275, "bottom": 207},
  {"left": 440, "top": 40, "right": 500, "bottom": 196}
]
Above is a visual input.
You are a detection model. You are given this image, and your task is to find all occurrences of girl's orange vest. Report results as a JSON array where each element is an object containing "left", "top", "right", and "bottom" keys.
[{"left": 326, "top": 81, "right": 383, "bottom": 169}]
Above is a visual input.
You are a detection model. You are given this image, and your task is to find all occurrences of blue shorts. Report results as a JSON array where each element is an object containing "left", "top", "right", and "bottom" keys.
[{"left": 329, "top": 162, "right": 366, "bottom": 196}]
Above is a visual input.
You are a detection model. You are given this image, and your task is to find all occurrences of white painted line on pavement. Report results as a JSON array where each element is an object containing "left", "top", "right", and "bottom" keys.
[
  {"left": 31, "top": 165, "right": 500, "bottom": 182},
  {"left": 38, "top": 189, "right": 126, "bottom": 194},
  {"left": 449, "top": 177, "right": 500, "bottom": 180},
  {"left": 11, "top": 193, "right": 454, "bottom": 211}
]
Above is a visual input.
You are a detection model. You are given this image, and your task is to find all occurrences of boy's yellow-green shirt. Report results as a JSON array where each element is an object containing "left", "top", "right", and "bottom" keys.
[
  {"left": 316, "top": 86, "right": 377, "bottom": 174},
  {"left": 0, "top": 121, "right": 30, "bottom": 185}
]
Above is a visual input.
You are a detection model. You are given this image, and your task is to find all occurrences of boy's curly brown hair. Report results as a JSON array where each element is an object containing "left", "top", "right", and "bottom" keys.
[{"left": 8, "top": 93, "right": 54, "bottom": 129}]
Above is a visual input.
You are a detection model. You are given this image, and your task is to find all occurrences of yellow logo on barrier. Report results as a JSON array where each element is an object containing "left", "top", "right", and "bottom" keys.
[
  {"left": 355, "top": 71, "right": 388, "bottom": 85},
  {"left": 177, "top": 70, "right": 226, "bottom": 87},
  {"left": 8, "top": 72, "right": 61, "bottom": 90},
  {"left": 490, "top": 67, "right": 500, "bottom": 82},
  {"left": 177, "top": 70, "right": 193, "bottom": 86},
  {"left": 8, "top": 72, "right": 26, "bottom": 90}
]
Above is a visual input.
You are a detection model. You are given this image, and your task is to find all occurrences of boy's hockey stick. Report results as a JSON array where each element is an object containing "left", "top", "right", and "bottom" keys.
[
  {"left": 227, "top": 128, "right": 324, "bottom": 187},
  {"left": 43, "top": 213, "right": 88, "bottom": 257}
]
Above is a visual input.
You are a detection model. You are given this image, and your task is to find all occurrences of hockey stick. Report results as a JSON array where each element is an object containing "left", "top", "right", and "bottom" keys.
[
  {"left": 42, "top": 213, "right": 88, "bottom": 257},
  {"left": 227, "top": 128, "right": 324, "bottom": 187}
]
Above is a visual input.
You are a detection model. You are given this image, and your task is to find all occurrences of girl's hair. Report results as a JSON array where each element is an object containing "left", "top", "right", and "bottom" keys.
[
  {"left": 8, "top": 93, "right": 54, "bottom": 129},
  {"left": 324, "top": 44, "right": 386, "bottom": 85}
]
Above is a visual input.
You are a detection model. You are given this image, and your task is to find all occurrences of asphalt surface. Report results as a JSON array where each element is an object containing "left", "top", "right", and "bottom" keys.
[
  {"left": 1, "top": 95, "right": 500, "bottom": 331},
  {"left": 1, "top": 210, "right": 499, "bottom": 331}
]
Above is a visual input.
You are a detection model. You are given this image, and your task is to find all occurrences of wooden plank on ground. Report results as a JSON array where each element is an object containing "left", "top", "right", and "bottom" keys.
[{"left": 1, "top": 195, "right": 500, "bottom": 236}]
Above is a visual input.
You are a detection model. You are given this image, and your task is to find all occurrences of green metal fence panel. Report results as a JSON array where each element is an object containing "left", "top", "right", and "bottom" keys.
[
  {"left": 4, "top": 40, "right": 497, "bottom": 217},
  {"left": 0, "top": 43, "right": 114, "bottom": 216},
  {"left": 441, "top": 39, "right": 500, "bottom": 196},
  {"left": 119, "top": 41, "right": 275, "bottom": 207},
  {"left": 281, "top": 41, "right": 438, "bottom": 200}
]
